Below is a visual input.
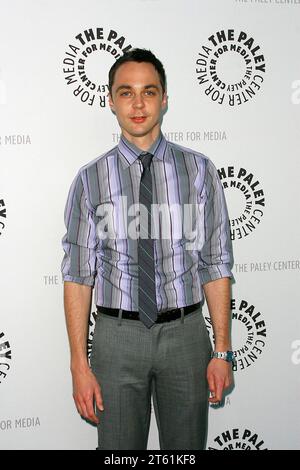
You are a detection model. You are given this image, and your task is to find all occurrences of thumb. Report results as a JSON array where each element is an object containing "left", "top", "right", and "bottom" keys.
[{"left": 95, "top": 386, "right": 104, "bottom": 411}]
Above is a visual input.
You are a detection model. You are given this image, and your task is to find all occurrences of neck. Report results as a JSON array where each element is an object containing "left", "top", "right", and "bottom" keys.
[{"left": 122, "top": 125, "right": 160, "bottom": 151}]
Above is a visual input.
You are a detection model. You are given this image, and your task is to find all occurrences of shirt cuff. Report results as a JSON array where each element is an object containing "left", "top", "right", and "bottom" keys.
[
  {"left": 62, "top": 274, "right": 95, "bottom": 287},
  {"left": 199, "top": 263, "right": 234, "bottom": 285}
]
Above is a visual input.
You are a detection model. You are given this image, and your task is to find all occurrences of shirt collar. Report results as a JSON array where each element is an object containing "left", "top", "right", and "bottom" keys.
[{"left": 118, "top": 131, "right": 168, "bottom": 167}]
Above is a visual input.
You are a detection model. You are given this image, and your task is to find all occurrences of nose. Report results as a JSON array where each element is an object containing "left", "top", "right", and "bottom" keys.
[{"left": 132, "top": 93, "right": 145, "bottom": 109}]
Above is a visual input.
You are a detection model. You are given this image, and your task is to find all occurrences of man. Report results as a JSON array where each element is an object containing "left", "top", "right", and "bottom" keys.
[{"left": 61, "top": 48, "right": 234, "bottom": 450}]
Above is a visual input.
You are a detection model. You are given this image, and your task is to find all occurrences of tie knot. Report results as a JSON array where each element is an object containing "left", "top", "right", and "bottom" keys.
[{"left": 139, "top": 153, "right": 153, "bottom": 171}]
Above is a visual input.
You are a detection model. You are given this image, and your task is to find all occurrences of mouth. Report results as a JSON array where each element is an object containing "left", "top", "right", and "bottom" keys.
[{"left": 130, "top": 116, "right": 147, "bottom": 124}]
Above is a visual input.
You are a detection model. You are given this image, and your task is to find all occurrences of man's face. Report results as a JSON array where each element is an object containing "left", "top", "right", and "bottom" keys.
[{"left": 109, "top": 61, "right": 167, "bottom": 141}]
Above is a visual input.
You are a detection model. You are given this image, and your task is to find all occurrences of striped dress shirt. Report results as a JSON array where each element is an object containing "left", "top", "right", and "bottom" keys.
[{"left": 61, "top": 131, "right": 233, "bottom": 312}]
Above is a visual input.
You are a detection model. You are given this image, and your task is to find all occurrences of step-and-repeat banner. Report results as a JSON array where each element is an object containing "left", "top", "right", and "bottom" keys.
[{"left": 1, "top": 0, "right": 299, "bottom": 450}]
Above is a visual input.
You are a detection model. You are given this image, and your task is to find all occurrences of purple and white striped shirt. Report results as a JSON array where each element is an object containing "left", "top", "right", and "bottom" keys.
[{"left": 61, "top": 131, "right": 233, "bottom": 312}]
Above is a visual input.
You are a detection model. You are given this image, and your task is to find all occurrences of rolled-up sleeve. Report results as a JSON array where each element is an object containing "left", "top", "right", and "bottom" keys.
[
  {"left": 61, "top": 170, "right": 97, "bottom": 287},
  {"left": 198, "top": 158, "right": 234, "bottom": 285}
]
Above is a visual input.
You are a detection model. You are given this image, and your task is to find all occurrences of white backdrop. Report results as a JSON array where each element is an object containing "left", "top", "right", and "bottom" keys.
[{"left": 0, "top": 0, "right": 299, "bottom": 450}]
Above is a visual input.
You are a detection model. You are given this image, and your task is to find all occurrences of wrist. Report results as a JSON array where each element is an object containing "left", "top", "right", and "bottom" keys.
[
  {"left": 70, "top": 358, "right": 90, "bottom": 374},
  {"left": 214, "top": 341, "right": 232, "bottom": 350}
]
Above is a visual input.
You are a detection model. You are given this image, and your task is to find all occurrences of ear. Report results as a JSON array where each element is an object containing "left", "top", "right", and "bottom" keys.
[
  {"left": 161, "top": 91, "right": 168, "bottom": 110},
  {"left": 108, "top": 92, "right": 115, "bottom": 112}
]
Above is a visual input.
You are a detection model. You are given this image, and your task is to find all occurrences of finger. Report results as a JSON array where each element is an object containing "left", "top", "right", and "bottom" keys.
[
  {"left": 75, "top": 401, "right": 83, "bottom": 416},
  {"left": 215, "top": 380, "right": 224, "bottom": 402},
  {"left": 209, "top": 393, "right": 220, "bottom": 403},
  {"left": 78, "top": 398, "right": 89, "bottom": 421},
  {"left": 85, "top": 396, "right": 99, "bottom": 424},
  {"left": 73, "top": 394, "right": 83, "bottom": 416},
  {"left": 95, "top": 387, "right": 104, "bottom": 412},
  {"left": 207, "top": 376, "right": 217, "bottom": 403},
  {"left": 224, "top": 376, "right": 231, "bottom": 389},
  {"left": 208, "top": 389, "right": 217, "bottom": 402}
]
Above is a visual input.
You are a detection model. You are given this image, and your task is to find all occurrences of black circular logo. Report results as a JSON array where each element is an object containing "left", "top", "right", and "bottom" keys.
[
  {"left": 208, "top": 427, "right": 268, "bottom": 450},
  {"left": 196, "top": 29, "right": 266, "bottom": 106},
  {"left": 218, "top": 166, "right": 265, "bottom": 240},
  {"left": 62, "top": 27, "right": 132, "bottom": 108},
  {"left": 205, "top": 298, "right": 267, "bottom": 372}
]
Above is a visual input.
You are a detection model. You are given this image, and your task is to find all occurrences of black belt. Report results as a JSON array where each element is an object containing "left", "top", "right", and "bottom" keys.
[{"left": 96, "top": 302, "right": 201, "bottom": 323}]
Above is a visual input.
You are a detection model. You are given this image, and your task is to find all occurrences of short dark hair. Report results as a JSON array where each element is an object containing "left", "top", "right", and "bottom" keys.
[{"left": 108, "top": 48, "right": 167, "bottom": 95}]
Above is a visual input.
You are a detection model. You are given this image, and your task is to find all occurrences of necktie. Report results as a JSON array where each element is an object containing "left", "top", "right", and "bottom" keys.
[{"left": 138, "top": 153, "right": 158, "bottom": 328}]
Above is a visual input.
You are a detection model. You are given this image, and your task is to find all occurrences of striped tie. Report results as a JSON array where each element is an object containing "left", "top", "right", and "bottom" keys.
[{"left": 138, "top": 152, "right": 158, "bottom": 328}]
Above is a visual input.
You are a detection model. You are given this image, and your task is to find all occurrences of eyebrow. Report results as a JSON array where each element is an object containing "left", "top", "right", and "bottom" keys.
[{"left": 115, "top": 84, "right": 160, "bottom": 93}]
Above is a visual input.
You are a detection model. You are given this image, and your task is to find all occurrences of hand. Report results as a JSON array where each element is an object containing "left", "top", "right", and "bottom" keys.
[
  {"left": 72, "top": 366, "right": 104, "bottom": 424},
  {"left": 207, "top": 358, "right": 233, "bottom": 405}
]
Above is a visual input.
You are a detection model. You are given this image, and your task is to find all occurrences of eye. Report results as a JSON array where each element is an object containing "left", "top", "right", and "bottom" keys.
[
  {"left": 120, "top": 91, "right": 131, "bottom": 97},
  {"left": 145, "top": 90, "right": 156, "bottom": 96}
]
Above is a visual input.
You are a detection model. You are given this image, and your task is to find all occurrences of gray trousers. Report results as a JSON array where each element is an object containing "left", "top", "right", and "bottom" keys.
[{"left": 90, "top": 306, "right": 213, "bottom": 450}]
